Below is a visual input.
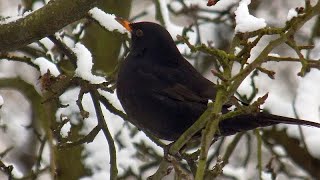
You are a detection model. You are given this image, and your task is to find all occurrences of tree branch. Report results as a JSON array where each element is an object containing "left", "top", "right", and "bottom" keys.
[
  {"left": 0, "top": 0, "right": 101, "bottom": 52},
  {"left": 90, "top": 89, "right": 118, "bottom": 180}
]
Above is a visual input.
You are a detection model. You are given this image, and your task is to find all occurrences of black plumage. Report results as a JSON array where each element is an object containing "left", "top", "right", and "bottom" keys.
[{"left": 116, "top": 20, "right": 320, "bottom": 141}]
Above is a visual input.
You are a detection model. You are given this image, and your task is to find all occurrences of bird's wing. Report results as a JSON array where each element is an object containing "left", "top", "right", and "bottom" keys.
[
  {"left": 159, "top": 83, "right": 208, "bottom": 104},
  {"left": 135, "top": 64, "right": 207, "bottom": 104}
]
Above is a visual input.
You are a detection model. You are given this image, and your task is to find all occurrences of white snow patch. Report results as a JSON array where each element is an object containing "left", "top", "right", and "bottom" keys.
[
  {"left": 0, "top": 94, "right": 3, "bottom": 106},
  {"left": 295, "top": 69, "right": 320, "bottom": 158},
  {"left": 223, "top": 165, "right": 246, "bottom": 180},
  {"left": 287, "top": 8, "right": 298, "bottom": 21},
  {"left": 273, "top": 145, "right": 286, "bottom": 156},
  {"left": 159, "top": 0, "right": 184, "bottom": 39},
  {"left": 227, "top": 105, "right": 237, "bottom": 111},
  {"left": 268, "top": 53, "right": 280, "bottom": 57},
  {"left": 99, "top": 90, "right": 124, "bottom": 112},
  {"left": 305, "top": 135, "right": 320, "bottom": 157},
  {"left": 88, "top": 7, "right": 128, "bottom": 34},
  {"left": 310, "top": 38, "right": 320, "bottom": 59},
  {"left": 234, "top": 47, "right": 242, "bottom": 55},
  {"left": 158, "top": 0, "right": 196, "bottom": 53},
  {"left": 261, "top": 171, "right": 272, "bottom": 180},
  {"left": 0, "top": 10, "right": 32, "bottom": 24},
  {"left": 56, "top": 88, "right": 162, "bottom": 179},
  {"left": 72, "top": 23, "right": 85, "bottom": 39},
  {"left": 235, "top": 0, "right": 266, "bottom": 33},
  {"left": 73, "top": 43, "right": 106, "bottom": 84},
  {"left": 33, "top": 57, "right": 60, "bottom": 77},
  {"left": 32, "top": 1, "right": 45, "bottom": 10},
  {"left": 295, "top": 69, "right": 320, "bottom": 123},
  {"left": 60, "top": 122, "right": 71, "bottom": 138}
]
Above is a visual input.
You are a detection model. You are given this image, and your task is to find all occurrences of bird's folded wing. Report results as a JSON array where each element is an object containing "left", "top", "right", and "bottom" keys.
[{"left": 157, "top": 83, "right": 208, "bottom": 104}]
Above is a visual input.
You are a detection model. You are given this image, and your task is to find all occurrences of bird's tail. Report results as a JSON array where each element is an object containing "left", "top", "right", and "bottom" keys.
[{"left": 218, "top": 112, "right": 320, "bottom": 136}]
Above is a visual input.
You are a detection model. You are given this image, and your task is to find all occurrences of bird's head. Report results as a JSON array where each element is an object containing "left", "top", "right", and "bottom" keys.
[{"left": 116, "top": 17, "right": 181, "bottom": 60}]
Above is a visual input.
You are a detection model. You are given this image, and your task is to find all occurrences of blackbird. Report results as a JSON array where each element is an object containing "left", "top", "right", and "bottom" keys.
[{"left": 115, "top": 18, "right": 320, "bottom": 141}]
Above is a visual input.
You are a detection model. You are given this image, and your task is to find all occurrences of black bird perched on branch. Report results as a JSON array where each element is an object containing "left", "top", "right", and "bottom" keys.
[{"left": 116, "top": 18, "right": 320, "bottom": 141}]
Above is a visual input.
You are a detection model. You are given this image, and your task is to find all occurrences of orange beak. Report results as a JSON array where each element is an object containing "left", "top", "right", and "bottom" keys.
[{"left": 115, "top": 17, "right": 132, "bottom": 32}]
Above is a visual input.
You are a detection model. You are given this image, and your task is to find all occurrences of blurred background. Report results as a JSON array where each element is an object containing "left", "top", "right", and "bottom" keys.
[{"left": 0, "top": 0, "right": 320, "bottom": 179}]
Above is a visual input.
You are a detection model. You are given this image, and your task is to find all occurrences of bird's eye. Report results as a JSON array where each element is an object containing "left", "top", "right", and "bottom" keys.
[{"left": 135, "top": 29, "right": 144, "bottom": 37}]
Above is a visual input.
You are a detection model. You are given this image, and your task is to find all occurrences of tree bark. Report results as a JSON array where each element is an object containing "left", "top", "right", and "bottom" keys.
[{"left": 0, "top": 0, "right": 101, "bottom": 52}]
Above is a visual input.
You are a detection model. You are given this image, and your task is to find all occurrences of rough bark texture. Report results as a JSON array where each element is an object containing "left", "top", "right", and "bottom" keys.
[{"left": 0, "top": 0, "right": 100, "bottom": 52}]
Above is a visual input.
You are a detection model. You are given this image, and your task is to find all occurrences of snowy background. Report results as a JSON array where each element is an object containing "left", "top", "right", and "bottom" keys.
[{"left": 0, "top": 0, "right": 320, "bottom": 179}]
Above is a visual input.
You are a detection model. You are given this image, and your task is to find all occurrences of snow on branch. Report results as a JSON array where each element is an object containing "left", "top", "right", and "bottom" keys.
[
  {"left": 73, "top": 43, "right": 106, "bottom": 84},
  {"left": 33, "top": 57, "right": 60, "bottom": 77},
  {"left": 88, "top": 7, "right": 128, "bottom": 34},
  {"left": 234, "top": 0, "right": 266, "bottom": 33}
]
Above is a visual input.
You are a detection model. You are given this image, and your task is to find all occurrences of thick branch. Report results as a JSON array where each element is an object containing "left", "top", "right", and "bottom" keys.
[{"left": 0, "top": 0, "right": 100, "bottom": 52}]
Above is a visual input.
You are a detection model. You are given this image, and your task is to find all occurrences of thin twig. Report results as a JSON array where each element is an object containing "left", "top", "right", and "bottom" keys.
[
  {"left": 0, "top": 53, "right": 38, "bottom": 69},
  {"left": 90, "top": 89, "right": 118, "bottom": 180},
  {"left": 48, "top": 34, "right": 77, "bottom": 67},
  {"left": 58, "top": 126, "right": 100, "bottom": 149}
]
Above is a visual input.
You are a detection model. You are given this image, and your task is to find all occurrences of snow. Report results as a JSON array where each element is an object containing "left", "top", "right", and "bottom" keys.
[
  {"left": 287, "top": 8, "right": 298, "bottom": 21},
  {"left": 239, "top": 65, "right": 320, "bottom": 160},
  {"left": 56, "top": 88, "right": 83, "bottom": 125},
  {"left": 73, "top": 43, "right": 106, "bottom": 84},
  {"left": 56, "top": 88, "right": 162, "bottom": 179},
  {"left": 159, "top": 0, "right": 195, "bottom": 41},
  {"left": 213, "top": 0, "right": 239, "bottom": 9},
  {"left": 159, "top": 0, "right": 185, "bottom": 39},
  {"left": 0, "top": 15, "right": 20, "bottom": 24},
  {"left": 60, "top": 122, "right": 71, "bottom": 138},
  {"left": 268, "top": 53, "right": 280, "bottom": 57},
  {"left": 235, "top": 47, "right": 242, "bottom": 55},
  {"left": 294, "top": 69, "right": 320, "bottom": 157},
  {"left": 305, "top": 135, "right": 320, "bottom": 157},
  {"left": 9, "top": 164, "right": 23, "bottom": 178},
  {"left": 88, "top": 7, "right": 128, "bottom": 34},
  {"left": 261, "top": 171, "right": 272, "bottom": 180},
  {"left": 158, "top": 0, "right": 197, "bottom": 53},
  {"left": 223, "top": 165, "right": 246, "bottom": 180},
  {"left": 169, "top": 1, "right": 183, "bottom": 11},
  {"left": 0, "top": 10, "right": 32, "bottom": 25},
  {"left": 98, "top": 90, "right": 124, "bottom": 111},
  {"left": 0, "top": 91, "right": 35, "bottom": 177},
  {"left": 227, "top": 105, "right": 237, "bottom": 111},
  {"left": 234, "top": 0, "right": 266, "bottom": 33},
  {"left": 0, "top": 94, "right": 3, "bottom": 106},
  {"left": 32, "top": 1, "right": 45, "bottom": 10},
  {"left": 72, "top": 23, "right": 85, "bottom": 39},
  {"left": 80, "top": 171, "right": 109, "bottom": 180},
  {"left": 0, "top": 1, "right": 319, "bottom": 179},
  {"left": 310, "top": 38, "right": 320, "bottom": 59},
  {"left": 295, "top": 69, "right": 320, "bottom": 124},
  {"left": 33, "top": 57, "right": 60, "bottom": 77},
  {"left": 273, "top": 145, "right": 286, "bottom": 156}
]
